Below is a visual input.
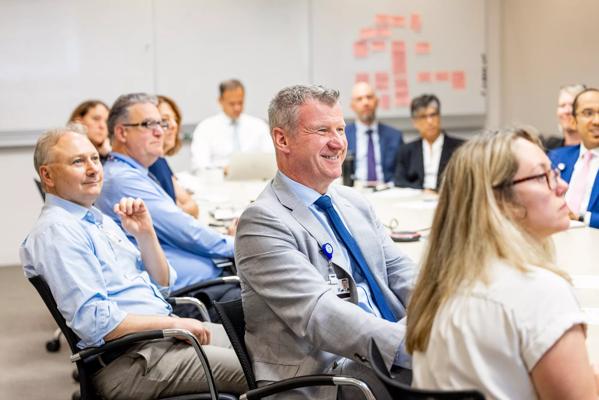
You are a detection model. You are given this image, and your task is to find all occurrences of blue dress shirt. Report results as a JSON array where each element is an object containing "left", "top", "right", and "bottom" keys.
[
  {"left": 20, "top": 194, "right": 175, "bottom": 349},
  {"left": 96, "top": 153, "right": 234, "bottom": 291}
]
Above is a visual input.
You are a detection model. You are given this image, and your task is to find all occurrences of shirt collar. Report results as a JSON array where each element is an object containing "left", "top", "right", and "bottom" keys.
[
  {"left": 44, "top": 193, "right": 104, "bottom": 224},
  {"left": 278, "top": 171, "right": 325, "bottom": 208},
  {"left": 110, "top": 152, "right": 149, "bottom": 173},
  {"left": 579, "top": 142, "right": 599, "bottom": 158},
  {"left": 355, "top": 120, "right": 377, "bottom": 134}
]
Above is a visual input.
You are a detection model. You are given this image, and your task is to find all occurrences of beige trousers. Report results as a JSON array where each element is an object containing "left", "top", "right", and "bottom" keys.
[{"left": 92, "top": 322, "right": 247, "bottom": 399}]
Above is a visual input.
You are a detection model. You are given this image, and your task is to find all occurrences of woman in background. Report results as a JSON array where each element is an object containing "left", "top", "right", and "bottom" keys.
[
  {"left": 407, "top": 128, "right": 597, "bottom": 399},
  {"left": 149, "top": 95, "right": 199, "bottom": 218},
  {"left": 69, "top": 100, "right": 111, "bottom": 161}
]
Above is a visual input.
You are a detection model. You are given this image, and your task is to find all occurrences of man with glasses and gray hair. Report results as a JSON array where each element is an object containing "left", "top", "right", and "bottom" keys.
[
  {"left": 394, "top": 94, "right": 463, "bottom": 190},
  {"left": 549, "top": 88, "right": 599, "bottom": 228},
  {"left": 96, "top": 93, "right": 239, "bottom": 301},
  {"left": 235, "top": 84, "right": 416, "bottom": 399}
]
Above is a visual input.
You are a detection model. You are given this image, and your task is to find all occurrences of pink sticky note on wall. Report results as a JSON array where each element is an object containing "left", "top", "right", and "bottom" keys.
[
  {"left": 417, "top": 72, "right": 431, "bottom": 83},
  {"left": 451, "top": 71, "right": 466, "bottom": 89},
  {"left": 355, "top": 73, "right": 369, "bottom": 84},
  {"left": 360, "top": 28, "right": 376, "bottom": 40},
  {"left": 354, "top": 41, "right": 368, "bottom": 58},
  {"left": 391, "top": 15, "right": 405, "bottom": 28},
  {"left": 375, "top": 72, "right": 389, "bottom": 90},
  {"left": 415, "top": 42, "right": 431, "bottom": 55},
  {"left": 410, "top": 13, "right": 422, "bottom": 33},
  {"left": 371, "top": 40, "right": 386, "bottom": 52},
  {"left": 375, "top": 14, "right": 390, "bottom": 26},
  {"left": 435, "top": 71, "right": 449, "bottom": 81},
  {"left": 380, "top": 94, "right": 390, "bottom": 110}
]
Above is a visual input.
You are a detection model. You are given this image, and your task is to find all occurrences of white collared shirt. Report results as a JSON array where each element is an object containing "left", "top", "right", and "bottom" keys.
[
  {"left": 565, "top": 143, "right": 599, "bottom": 220},
  {"left": 422, "top": 133, "right": 445, "bottom": 189},
  {"left": 190, "top": 112, "right": 272, "bottom": 171},
  {"left": 354, "top": 120, "right": 384, "bottom": 182}
]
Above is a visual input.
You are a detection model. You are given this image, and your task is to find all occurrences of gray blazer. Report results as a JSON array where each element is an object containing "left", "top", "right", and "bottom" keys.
[{"left": 235, "top": 172, "right": 416, "bottom": 397}]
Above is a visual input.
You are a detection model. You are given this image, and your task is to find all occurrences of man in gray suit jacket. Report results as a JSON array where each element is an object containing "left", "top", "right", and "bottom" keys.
[{"left": 235, "top": 85, "right": 416, "bottom": 399}]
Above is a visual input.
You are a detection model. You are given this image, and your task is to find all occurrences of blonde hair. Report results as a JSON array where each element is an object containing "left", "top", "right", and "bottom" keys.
[{"left": 406, "top": 128, "right": 569, "bottom": 354}]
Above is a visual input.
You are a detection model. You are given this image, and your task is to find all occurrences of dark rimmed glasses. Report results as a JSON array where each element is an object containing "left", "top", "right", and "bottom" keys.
[
  {"left": 122, "top": 119, "right": 168, "bottom": 131},
  {"left": 494, "top": 167, "right": 561, "bottom": 191}
]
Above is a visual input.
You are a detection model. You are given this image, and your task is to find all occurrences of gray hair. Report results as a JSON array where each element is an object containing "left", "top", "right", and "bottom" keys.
[
  {"left": 268, "top": 85, "right": 340, "bottom": 133},
  {"left": 33, "top": 124, "right": 86, "bottom": 177},
  {"left": 559, "top": 83, "right": 586, "bottom": 99},
  {"left": 107, "top": 93, "right": 158, "bottom": 139}
]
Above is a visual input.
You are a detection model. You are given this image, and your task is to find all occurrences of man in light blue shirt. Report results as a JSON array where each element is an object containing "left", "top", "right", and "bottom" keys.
[
  {"left": 21, "top": 127, "right": 245, "bottom": 398},
  {"left": 95, "top": 93, "right": 236, "bottom": 294}
]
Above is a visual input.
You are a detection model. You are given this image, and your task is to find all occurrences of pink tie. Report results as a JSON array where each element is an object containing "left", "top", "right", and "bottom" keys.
[{"left": 568, "top": 151, "right": 594, "bottom": 214}]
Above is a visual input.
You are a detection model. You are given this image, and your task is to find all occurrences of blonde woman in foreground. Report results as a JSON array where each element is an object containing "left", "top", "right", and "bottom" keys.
[{"left": 406, "top": 128, "right": 598, "bottom": 399}]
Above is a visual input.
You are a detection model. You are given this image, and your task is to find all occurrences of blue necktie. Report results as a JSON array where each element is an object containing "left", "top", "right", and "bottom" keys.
[
  {"left": 366, "top": 129, "right": 377, "bottom": 182},
  {"left": 314, "top": 195, "right": 396, "bottom": 322}
]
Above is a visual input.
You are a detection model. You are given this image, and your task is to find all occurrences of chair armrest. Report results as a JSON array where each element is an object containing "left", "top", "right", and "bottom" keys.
[
  {"left": 170, "top": 276, "right": 241, "bottom": 298},
  {"left": 239, "top": 374, "right": 376, "bottom": 400},
  {"left": 168, "top": 296, "right": 211, "bottom": 322},
  {"left": 71, "top": 329, "right": 220, "bottom": 399}
]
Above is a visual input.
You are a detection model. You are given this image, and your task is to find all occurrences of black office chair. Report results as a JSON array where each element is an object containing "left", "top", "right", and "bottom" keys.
[
  {"left": 29, "top": 275, "right": 236, "bottom": 400},
  {"left": 171, "top": 275, "right": 241, "bottom": 322},
  {"left": 34, "top": 178, "right": 45, "bottom": 201},
  {"left": 367, "top": 339, "right": 485, "bottom": 400},
  {"left": 213, "top": 298, "right": 377, "bottom": 400}
]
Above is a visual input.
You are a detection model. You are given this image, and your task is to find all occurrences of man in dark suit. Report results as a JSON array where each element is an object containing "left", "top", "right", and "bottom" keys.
[
  {"left": 549, "top": 88, "right": 599, "bottom": 228},
  {"left": 345, "top": 82, "right": 403, "bottom": 184},
  {"left": 394, "top": 94, "right": 463, "bottom": 190}
]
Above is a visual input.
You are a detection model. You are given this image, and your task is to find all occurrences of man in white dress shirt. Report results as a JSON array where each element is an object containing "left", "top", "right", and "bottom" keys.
[
  {"left": 394, "top": 94, "right": 463, "bottom": 190},
  {"left": 191, "top": 79, "right": 272, "bottom": 173}
]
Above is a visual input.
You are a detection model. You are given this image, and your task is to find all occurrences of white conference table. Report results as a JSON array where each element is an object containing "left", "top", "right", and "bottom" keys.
[{"left": 179, "top": 173, "right": 599, "bottom": 362}]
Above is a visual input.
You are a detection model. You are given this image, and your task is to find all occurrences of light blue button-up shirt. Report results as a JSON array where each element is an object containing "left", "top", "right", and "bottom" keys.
[
  {"left": 20, "top": 194, "right": 176, "bottom": 349},
  {"left": 96, "top": 153, "right": 235, "bottom": 291}
]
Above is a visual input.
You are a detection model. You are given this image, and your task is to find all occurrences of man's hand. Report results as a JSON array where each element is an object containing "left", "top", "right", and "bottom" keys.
[
  {"left": 226, "top": 217, "right": 239, "bottom": 236},
  {"left": 171, "top": 318, "right": 211, "bottom": 345},
  {"left": 113, "top": 197, "right": 154, "bottom": 237}
]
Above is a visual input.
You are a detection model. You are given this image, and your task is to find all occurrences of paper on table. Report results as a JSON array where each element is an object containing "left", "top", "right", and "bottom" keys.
[{"left": 371, "top": 187, "right": 422, "bottom": 199}]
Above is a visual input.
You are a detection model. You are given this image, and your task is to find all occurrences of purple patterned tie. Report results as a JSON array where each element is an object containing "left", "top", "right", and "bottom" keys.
[{"left": 366, "top": 129, "right": 377, "bottom": 182}]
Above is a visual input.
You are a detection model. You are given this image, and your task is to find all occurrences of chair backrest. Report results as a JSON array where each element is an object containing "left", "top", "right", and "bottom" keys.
[
  {"left": 368, "top": 339, "right": 485, "bottom": 400},
  {"left": 29, "top": 275, "right": 99, "bottom": 400},
  {"left": 34, "top": 178, "right": 45, "bottom": 201},
  {"left": 213, "top": 298, "right": 257, "bottom": 389}
]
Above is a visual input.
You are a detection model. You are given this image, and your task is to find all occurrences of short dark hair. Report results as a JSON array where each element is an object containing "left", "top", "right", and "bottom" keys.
[
  {"left": 410, "top": 94, "right": 441, "bottom": 117},
  {"left": 219, "top": 79, "right": 244, "bottom": 97},
  {"left": 572, "top": 88, "right": 599, "bottom": 117}
]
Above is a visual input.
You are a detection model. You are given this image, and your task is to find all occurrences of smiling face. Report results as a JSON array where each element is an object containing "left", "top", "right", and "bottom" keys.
[
  {"left": 41, "top": 132, "right": 103, "bottom": 208},
  {"left": 573, "top": 90, "right": 599, "bottom": 150},
  {"left": 275, "top": 100, "right": 347, "bottom": 194},
  {"left": 510, "top": 138, "right": 570, "bottom": 239}
]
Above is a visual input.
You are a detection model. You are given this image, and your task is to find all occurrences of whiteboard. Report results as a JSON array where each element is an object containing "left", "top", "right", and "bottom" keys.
[
  {"left": 0, "top": 0, "right": 155, "bottom": 133},
  {"left": 311, "top": 0, "right": 486, "bottom": 118},
  {"left": 0, "top": 0, "right": 485, "bottom": 146}
]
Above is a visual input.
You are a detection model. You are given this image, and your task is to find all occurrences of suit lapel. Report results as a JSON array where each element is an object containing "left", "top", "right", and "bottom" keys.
[
  {"left": 589, "top": 170, "right": 599, "bottom": 211},
  {"left": 561, "top": 145, "right": 581, "bottom": 182},
  {"left": 272, "top": 175, "right": 352, "bottom": 276}
]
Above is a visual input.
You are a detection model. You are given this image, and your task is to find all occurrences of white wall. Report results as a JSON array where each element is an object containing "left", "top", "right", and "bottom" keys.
[
  {"left": 501, "top": 0, "right": 599, "bottom": 136},
  {"left": 3, "top": 0, "right": 597, "bottom": 266}
]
